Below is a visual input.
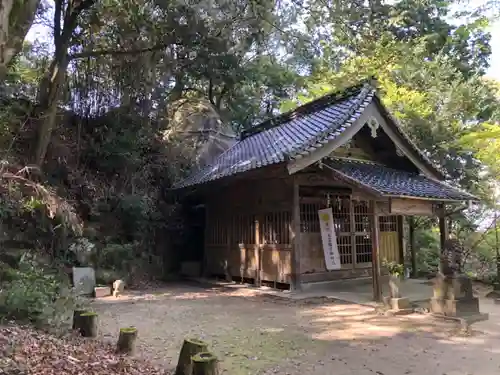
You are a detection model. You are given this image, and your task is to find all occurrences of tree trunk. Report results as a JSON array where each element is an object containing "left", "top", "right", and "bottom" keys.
[
  {"left": 191, "top": 352, "right": 219, "bottom": 375},
  {"left": 409, "top": 217, "right": 416, "bottom": 277},
  {"left": 174, "top": 338, "right": 208, "bottom": 375},
  {"left": 72, "top": 309, "right": 86, "bottom": 331},
  {"left": 0, "top": 0, "right": 40, "bottom": 82},
  {"left": 33, "top": 0, "right": 96, "bottom": 165},
  {"left": 34, "top": 53, "right": 69, "bottom": 165},
  {"left": 79, "top": 312, "right": 98, "bottom": 337},
  {"left": 495, "top": 210, "right": 500, "bottom": 290},
  {"left": 0, "top": 0, "right": 16, "bottom": 82},
  {"left": 116, "top": 327, "right": 138, "bottom": 355}
]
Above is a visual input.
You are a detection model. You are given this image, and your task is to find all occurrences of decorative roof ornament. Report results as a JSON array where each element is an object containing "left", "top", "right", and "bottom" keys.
[{"left": 367, "top": 117, "right": 380, "bottom": 138}]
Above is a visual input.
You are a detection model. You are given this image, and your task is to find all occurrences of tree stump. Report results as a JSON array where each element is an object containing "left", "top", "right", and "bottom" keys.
[
  {"left": 116, "top": 327, "right": 138, "bottom": 355},
  {"left": 174, "top": 338, "right": 208, "bottom": 375},
  {"left": 79, "top": 312, "right": 98, "bottom": 337},
  {"left": 192, "top": 352, "right": 219, "bottom": 375},
  {"left": 72, "top": 309, "right": 86, "bottom": 331}
]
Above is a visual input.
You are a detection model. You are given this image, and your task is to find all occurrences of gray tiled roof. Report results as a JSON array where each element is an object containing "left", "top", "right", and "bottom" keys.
[
  {"left": 323, "top": 158, "right": 476, "bottom": 201},
  {"left": 174, "top": 84, "right": 375, "bottom": 188}
]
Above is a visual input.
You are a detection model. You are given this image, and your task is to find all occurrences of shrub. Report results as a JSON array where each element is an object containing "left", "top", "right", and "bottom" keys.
[
  {"left": 98, "top": 242, "right": 138, "bottom": 273},
  {"left": 95, "top": 268, "right": 121, "bottom": 286},
  {"left": 382, "top": 259, "right": 404, "bottom": 277},
  {"left": 68, "top": 237, "right": 96, "bottom": 266},
  {"left": 0, "top": 253, "right": 82, "bottom": 331}
]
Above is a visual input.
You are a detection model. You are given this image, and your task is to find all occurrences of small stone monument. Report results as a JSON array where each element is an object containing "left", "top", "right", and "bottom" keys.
[
  {"left": 113, "top": 279, "right": 126, "bottom": 297},
  {"left": 73, "top": 267, "right": 96, "bottom": 295},
  {"left": 430, "top": 239, "right": 488, "bottom": 325}
]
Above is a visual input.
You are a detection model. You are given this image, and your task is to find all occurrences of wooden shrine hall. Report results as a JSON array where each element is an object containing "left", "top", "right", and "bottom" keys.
[{"left": 173, "top": 81, "right": 477, "bottom": 299}]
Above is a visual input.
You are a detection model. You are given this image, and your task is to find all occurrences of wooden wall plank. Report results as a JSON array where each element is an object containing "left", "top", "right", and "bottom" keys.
[{"left": 390, "top": 198, "right": 435, "bottom": 216}]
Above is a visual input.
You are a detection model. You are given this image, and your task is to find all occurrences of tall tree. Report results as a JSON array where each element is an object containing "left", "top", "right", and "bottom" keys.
[
  {"left": 34, "top": 0, "right": 96, "bottom": 165},
  {"left": 0, "top": 0, "right": 41, "bottom": 82}
]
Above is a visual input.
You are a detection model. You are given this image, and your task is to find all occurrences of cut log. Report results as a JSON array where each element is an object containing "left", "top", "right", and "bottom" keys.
[
  {"left": 116, "top": 327, "right": 138, "bottom": 355},
  {"left": 72, "top": 309, "right": 86, "bottom": 330},
  {"left": 79, "top": 312, "right": 98, "bottom": 337},
  {"left": 174, "top": 338, "right": 208, "bottom": 375},
  {"left": 192, "top": 352, "right": 219, "bottom": 375}
]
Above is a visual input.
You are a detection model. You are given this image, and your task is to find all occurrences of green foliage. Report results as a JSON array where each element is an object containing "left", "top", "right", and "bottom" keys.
[
  {"left": 95, "top": 268, "right": 121, "bottom": 286},
  {"left": 83, "top": 111, "right": 151, "bottom": 174},
  {"left": 0, "top": 254, "right": 81, "bottom": 330},
  {"left": 98, "top": 242, "right": 138, "bottom": 273},
  {"left": 460, "top": 122, "right": 500, "bottom": 180},
  {"left": 382, "top": 259, "right": 405, "bottom": 277},
  {"left": 414, "top": 228, "right": 441, "bottom": 275},
  {"left": 0, "top": 262, "right": 18, "bottom": 282},
  {"left": 114, "top": 194, "right": 154, "bottom": 239}
]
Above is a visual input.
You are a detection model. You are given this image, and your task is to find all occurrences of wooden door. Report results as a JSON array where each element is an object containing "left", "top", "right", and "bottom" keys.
[{"left": 379, "top": 216, "right": 400, "bottom": 263}]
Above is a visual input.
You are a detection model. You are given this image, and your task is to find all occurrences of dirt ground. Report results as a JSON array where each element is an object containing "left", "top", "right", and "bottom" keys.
[{"left": 92, "top": 282, "right": 500, "bottom": 375}]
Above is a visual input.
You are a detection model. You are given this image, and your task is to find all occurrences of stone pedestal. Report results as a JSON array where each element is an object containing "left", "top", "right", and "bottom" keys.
[
  {"left": 94, "top": 286, "right": 111, "bottom": 298},
  {"left": 430, "top": 273, "right": 480, "bottom": 317},
  {"left": 383, "top": 296, "right": 411, "bottom": 310},
  {"left": 388, "top": 275, "right": 401, "bottom": 298},
  {"left": 382, "top": 276, "right": 412, "bottom": 315}
]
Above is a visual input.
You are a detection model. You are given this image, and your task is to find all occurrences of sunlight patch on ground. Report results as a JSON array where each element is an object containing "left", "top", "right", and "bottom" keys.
[
  {"left": 170, "top": 292, "right": 213, "bottom": 300},
  {"left": 312, "top": 321, "right": 403, "bottom": 341},
  {"left": 210, "top": 327, "right": 327, "bottom": 375}
]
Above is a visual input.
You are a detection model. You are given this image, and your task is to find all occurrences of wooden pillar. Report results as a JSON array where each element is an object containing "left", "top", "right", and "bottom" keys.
[
  {"left": 408, "top": 216, "right": 417, "bottom": 278},
  {"left": 369, "top": 201, "right": 382, "bottom": 302},
  {"left": 254, "top": 217, "right": 261, "bottom": 287},
  {"left": 290, "top": 180, "right": 301, "bottom": 291},
  {"left": 202, "top": 204, "right": 210, "bottom": 277},
  {"left": 224, "top": 220, "right": 233, "bottom": 282},
  {"left": 397, "top": 215, "right": 404, "bottom": 266},
  {"left": 438, "top": 205, "right": 448, "bottom": 274}
]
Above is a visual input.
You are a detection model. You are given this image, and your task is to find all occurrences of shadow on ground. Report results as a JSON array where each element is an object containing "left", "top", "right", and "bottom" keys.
[{"left": 91, "top": 281, "right": 500, "bottom": 375}]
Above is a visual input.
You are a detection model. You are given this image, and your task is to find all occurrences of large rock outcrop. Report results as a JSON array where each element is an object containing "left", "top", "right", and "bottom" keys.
[{"left": 164, "top": 98, "right": 237, "bottom": 168}]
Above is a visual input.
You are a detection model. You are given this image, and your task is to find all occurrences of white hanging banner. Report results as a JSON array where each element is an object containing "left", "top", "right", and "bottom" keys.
[{"left": 318, "top": 208, "right": 342, "bottom": 270}]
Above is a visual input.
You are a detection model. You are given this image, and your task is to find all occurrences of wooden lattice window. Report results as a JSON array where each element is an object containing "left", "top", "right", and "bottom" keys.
[
  {"left": 379, "top": 216, "right": 397, "bottom": 232},
  {"left": 300, "top": 195, "right": 351, "bottom": 233},
  {"left": 206, "top": 216, "right": 229, "bottom": 245},
  {"left": 338, "top": 235, "right": 352, "bottom": 265},
  {"left": 233, "top": 214, "right": 256, "bottom": 245},
  {"left": 353, "top": 200, "right": 371, "bottom": 233},
  {"left": 355, "top": 235, "right": 372, "bottom": 264},
  {"left": 331, "top": 196, "right": 351, "bottom": 233},
  {"left": 261, "top": 211, "right": 291, "bottom": 245},
  {"left": 353, "top": 200, "right": 372, "bottom": 264},
  {"left": 300, "top": 202, "right": 321, "bottom": 232}
]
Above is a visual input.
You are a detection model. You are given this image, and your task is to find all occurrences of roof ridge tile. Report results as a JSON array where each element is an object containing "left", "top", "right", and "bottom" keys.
[{"left": 240, "top": 81, "right": 372, "bottom": 140}]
